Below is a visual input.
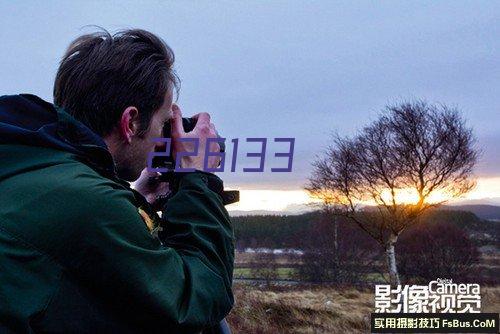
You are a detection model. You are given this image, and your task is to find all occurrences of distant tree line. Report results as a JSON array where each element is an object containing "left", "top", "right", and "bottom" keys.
[
  {"left": 232, "top": 209, "right": 488, "bottom": 250},
  {"left": 233, "top": 209, "right": 491, "bottom": 284}
]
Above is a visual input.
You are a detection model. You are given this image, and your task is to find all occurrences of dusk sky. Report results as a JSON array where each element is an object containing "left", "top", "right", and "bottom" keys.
[{"left": 1, "top": 1, "right": 499, "bottom": 212}]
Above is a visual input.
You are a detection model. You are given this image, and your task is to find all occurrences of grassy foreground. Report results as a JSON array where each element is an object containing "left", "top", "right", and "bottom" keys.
[{"left": 226, "top": 284, "right": 500, "bottom": 334}]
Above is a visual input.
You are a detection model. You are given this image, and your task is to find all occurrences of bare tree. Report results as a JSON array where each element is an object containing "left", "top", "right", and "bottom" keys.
[
  {"left": 307, "top": 190, "right": 340, "bottom": 262},
  {"left": 296, "top": 216, "right": 380, "bottom": 284},
  {"left": 306, "top": 100, "right": 478, "bottom": 286}
]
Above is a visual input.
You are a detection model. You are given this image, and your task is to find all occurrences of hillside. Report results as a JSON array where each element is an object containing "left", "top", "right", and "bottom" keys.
[
  {"left": 447, "top": 204, "right": 500, "bottom": 221},
  {"left": 230, "top": 204, "right": 500, "bottom": 221}
]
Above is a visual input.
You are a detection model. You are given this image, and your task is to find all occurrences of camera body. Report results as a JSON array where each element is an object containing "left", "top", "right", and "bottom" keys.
[
  {"left": 156, "top": 117, "right": 225, "bottom": 172},
  {"left": 153, "top": 117, "right": 238, "bottom": 205}
]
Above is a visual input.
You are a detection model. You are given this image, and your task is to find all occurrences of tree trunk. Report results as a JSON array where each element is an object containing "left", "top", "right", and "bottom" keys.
[
  {"left": 333, "top": 216, "right": 339, "bottom": 261},
  {"left": 385, "top": 233, "right": 401, "bottom": 287},
  {"left": 329, "top": 215, "right": 340, "bottom": 283}
]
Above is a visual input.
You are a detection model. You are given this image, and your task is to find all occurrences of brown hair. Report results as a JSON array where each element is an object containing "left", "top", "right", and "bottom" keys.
[{"left": 54, "top": 28, "right": 179, "bottom": 137}]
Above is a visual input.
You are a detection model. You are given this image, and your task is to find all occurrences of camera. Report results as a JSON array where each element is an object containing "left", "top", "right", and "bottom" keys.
[
  {"left": 158, "top": 117, "right": 226, "bottom": 171},
  {"left": 152, "top": 117, "right": 238, "bottom": 205}
]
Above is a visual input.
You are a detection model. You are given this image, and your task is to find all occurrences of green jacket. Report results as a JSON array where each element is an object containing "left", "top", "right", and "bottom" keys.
[{"left": 0, "top": 94, "right": 234, "bottom": 333}]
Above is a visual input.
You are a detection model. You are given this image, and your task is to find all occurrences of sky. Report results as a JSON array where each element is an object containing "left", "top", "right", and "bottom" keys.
[{"left": 0, "top": 1, "right": 499, "bottom": 212}]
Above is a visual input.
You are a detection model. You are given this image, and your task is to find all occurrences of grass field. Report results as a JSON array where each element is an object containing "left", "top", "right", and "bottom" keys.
[
  {"left": 229, "top": 250, "right": 500, "bottom": 332},
  {"left": 227, "top": 284, "right": 500, "bottom": 333},
  {"left": 234, "top": 267, "right": 295, "bottom": 280},
  {"left": 233, "top": 267, "right": 387, "bottom": 283}
]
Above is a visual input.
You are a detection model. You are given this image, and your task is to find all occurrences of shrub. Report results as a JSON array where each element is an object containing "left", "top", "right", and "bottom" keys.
[{"left": 397, "top": 222, "right": 479, "bottom": 283}]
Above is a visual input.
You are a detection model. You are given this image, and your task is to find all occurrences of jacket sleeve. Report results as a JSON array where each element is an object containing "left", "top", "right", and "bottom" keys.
[{"left": 70, "top": 171, "right": 234, "bottom": 333}]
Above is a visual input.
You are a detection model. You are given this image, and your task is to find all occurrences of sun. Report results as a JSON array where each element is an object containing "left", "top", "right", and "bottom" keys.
[{"left": 378, "top": 188, "right": 451, "bottom": 205}]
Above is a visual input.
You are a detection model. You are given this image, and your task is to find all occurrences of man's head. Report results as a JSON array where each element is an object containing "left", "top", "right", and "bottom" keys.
[{"left": 54, "top": 29, "right": 179, "bottom": 181}]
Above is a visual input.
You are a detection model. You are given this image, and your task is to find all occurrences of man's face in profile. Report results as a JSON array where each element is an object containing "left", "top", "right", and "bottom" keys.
[{"left": 116, "top": 89, "right": 173, "bottom": 181}]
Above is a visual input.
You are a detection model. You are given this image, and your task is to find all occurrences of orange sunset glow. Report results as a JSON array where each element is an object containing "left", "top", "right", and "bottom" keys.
[{"left": 226, "top": 177, "right": 500, "bottom": 213}]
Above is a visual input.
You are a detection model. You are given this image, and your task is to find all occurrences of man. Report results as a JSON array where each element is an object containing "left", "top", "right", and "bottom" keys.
[{"left": 0, "top": 29, "right": 234, "bottom": 333}]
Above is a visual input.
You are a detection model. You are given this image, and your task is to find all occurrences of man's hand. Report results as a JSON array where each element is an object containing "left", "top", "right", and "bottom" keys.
[
  {"left": 171, "top": 104, "right": 220, "bottom": 170},
  {"left": 135, "top": 104, "right": 220, "bottom": 206},
  {"left": 134, "top": 169, "right": 170, "bottom": 207}
]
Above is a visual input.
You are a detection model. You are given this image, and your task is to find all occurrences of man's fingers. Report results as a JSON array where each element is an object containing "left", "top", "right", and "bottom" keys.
[
  {"left": 139, "top": 167, "right": 161, "bottom": 179},
  {"left": 209, "top": 123, "right": 220, "bottom": 136},
  {"left": 192, "top": 112, "right": 211, "bottom": 125},
  {"left": 170, "top": 104, "right": 185, "bottom": 136}
]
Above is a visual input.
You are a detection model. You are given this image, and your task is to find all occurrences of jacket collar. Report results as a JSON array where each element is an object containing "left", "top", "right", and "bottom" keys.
[{"left": 54, "top": 107, "right": 119, "bottom": 181}]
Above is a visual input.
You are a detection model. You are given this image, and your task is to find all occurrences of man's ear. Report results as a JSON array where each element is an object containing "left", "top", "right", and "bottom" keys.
[{"left": 120, "top": 106, "right": 140, "bottom": 143}]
